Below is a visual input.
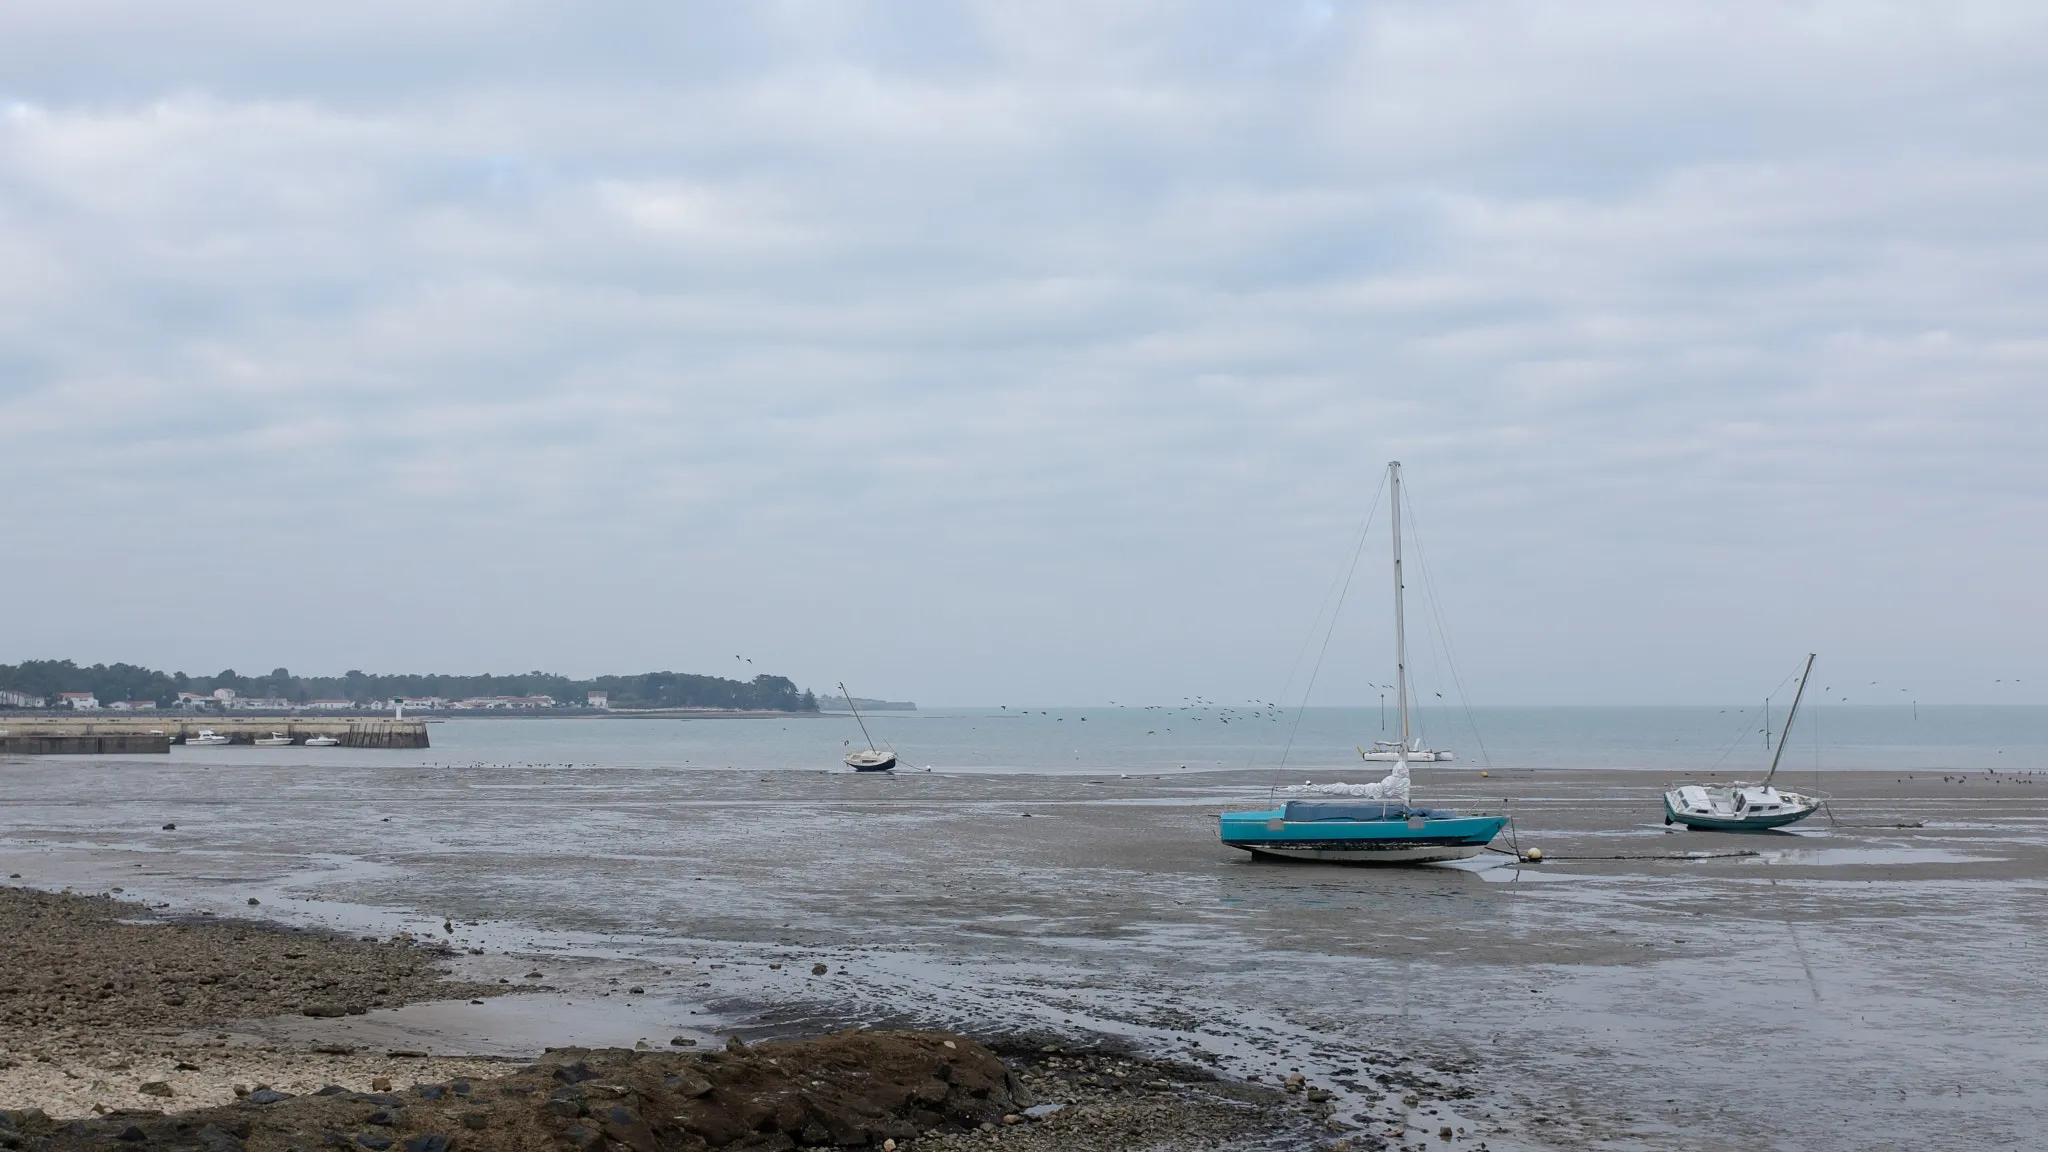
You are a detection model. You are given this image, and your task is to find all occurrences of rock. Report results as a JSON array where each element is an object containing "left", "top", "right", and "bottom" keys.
[
  {"left": 1022, "top": 1103, "right": 1065, "bottom": 1119},
  {"left": 244, "top": 1089, "right": 292, "bottom": 1105},
  {"left": 247, "top": 898, "right": 260, "bottom": 906},
  {"left": 670, "top": 1036, "right": 696, "bottom": 1047},
  {"left": 561, "top": 1125, "right": 601, "bottom": 1151},
  {"left": 415, "top": 1085, "right": 446, "bottom": 1101},
  {"left": 162, "top": 824, "right": 176, "bottom": 831},
  {"left": 115, "top": 1126, "right": 148, "bottom": 1142},
  {"left": 1307, "top": 1087, "right": 1333, "bottom": 1102},
  {"left": 1001, "top": 1114, "right": 1022, "bottom": 1125},
  {"left": 315, "top": 1085, "right": 349, "bottom": 1096},
  {"left": 1284, "top": 1073, "right": 1306, "bottom": 1093},
  {"left": 313, "top": 1044, "right": 355, "bottom": 1055},
  {"left": 371, "top": 1078, "right": 392, "bottom": 1092},
  {"left": 552, "top": 1062, "right": 598, "bottom": 1084},
  {"left": 460, "top": 1112, "right": 488, "bottom": 1130},
  {"left": 725, "top": 1035, "right": 747, "bottom": 1053},
  {"left": 138, "top": 1081, "right": 174, "bottom": 1098},
  {"left": 302, "top": 1004, "right": 347, "bottom": 1018},
  {"left": 354, "top": 1137, "right": 392, "bottom": 1151},
  {"left": 1402, "top": 1094, "right": 1420, "bottom": 1108},
  {"left": 194, "top": 1126, "right": 244, "bottom": 1152},
  {"left": 366, "top": 1110, "right": 399, "bottom": 1126},
  {"left": 401, "top": 1135, "right": 451, "bottom": 1152},
  {"left": 811, "top": 963, "right": 829, "bottom": 975},
  {"left": 1440, "top": 1125, "right": 1454, "bottom": 1139}
]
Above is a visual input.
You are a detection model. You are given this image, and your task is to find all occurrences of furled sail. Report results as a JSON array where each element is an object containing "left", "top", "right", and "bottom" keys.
[{"left": 1281, "top": 761, "right": 1410, "bottom": 802}]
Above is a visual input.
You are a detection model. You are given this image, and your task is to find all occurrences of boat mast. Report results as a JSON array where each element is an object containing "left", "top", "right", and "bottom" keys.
[
  {"left": 1390, "top": 462, "right": 1411, "bottom": 795},
  {"left": 838, "top": 681, "right": 878, "bottom": 751},
  {"left": 1762, "top": 653, "right": 1816, "bottom": 786}
]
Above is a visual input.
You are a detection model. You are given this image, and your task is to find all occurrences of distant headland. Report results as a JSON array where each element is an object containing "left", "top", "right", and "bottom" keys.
[
  {"left": 0, "top": 659, "right": 820, "bottom": 714},
  {"left": 815, "top": 694, "right": 917, "bottom": 711}
]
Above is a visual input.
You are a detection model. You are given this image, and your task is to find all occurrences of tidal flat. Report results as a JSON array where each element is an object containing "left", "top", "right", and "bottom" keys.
[{"left": 2, "top": 744, "right": 2044, "bottom": 1150}]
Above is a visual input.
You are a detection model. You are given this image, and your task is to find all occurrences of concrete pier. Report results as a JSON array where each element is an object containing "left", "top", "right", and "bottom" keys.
[{"left": 0, "top": 717, "right": 429, "bottom": 752}]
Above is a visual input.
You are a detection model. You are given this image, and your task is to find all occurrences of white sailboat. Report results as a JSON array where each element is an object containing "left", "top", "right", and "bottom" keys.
[
  {"left": 1360, "top": 738, "right": 1454, "bottom": 762},
  {"left": 837, "top": 682, "right": 897, "bottom": 771},
  {"left": 1664, "top": 654, "right": 1822, "bottom": 831}
]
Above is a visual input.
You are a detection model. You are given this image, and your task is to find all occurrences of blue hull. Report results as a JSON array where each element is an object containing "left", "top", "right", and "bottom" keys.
[{"left": 1219, "top": 808, "right": 1507, "bottom": 864}]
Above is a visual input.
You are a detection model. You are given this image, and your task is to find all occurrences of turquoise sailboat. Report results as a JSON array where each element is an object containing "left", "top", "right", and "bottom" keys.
[{"left": 1220, "top": 461, "right": 1507, "bottom": 864}]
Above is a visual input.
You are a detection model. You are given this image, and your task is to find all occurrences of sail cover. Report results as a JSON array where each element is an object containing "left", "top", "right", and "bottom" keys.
[{"left": 1280, "top": 761, "right": 1410, "bottom": 803}]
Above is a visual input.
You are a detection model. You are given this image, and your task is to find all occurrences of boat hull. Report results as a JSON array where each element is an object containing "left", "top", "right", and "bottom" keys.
[
  {"left": 1359, "top": 751, "right": 1452, "bottom": 762},
  {"left": 845, "top": 751, "right": 897, "bottom": 772},
  {"left": 1662, "top": 794, "right": 1816, "bottom": 831},
  {"left": 1219, "top": 809, "right": 1506, "bottom": 865}
]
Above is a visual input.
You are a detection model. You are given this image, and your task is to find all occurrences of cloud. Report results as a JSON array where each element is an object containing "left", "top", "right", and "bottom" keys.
[{"left": 1, "top": 1, "right": 2045, "bottom": 703}]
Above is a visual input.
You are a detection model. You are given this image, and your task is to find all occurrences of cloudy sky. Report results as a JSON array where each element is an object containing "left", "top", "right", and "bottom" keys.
[{"left": 2, "top": 1, "right": 2044, "bottom": 705}]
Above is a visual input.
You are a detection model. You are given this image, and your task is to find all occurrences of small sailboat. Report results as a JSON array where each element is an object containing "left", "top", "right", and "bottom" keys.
[
  {"left": 1664, "top": 654, "right": 1822, "bottom": 831},
  {"left": 254, "top": 731, "right": 293, "bottom": 746},
  {"left": 1220, "top": 462, "right": 1507, "bottom": 864},
  {"left": 303, "top": 734, "right": 341, "bottom": 747},
  {"left": 837, "top": 682, "right": 897, "bottom": 771},
  {"left": 1360, "top": 738, "right": 1454, "bottom": 762},
  {"left": 187, "top": 728, "right": 230, "bottom": 746}
]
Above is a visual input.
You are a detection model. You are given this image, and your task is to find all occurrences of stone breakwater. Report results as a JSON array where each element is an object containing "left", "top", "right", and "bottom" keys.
[{"left": 0, "top": 719, "right": 428, "bottom": 751}]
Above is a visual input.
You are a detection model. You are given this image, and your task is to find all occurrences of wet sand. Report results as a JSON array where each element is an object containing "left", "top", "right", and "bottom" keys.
[{"left": 2, "top": 754, "right": 2045, "bottom": 1149}]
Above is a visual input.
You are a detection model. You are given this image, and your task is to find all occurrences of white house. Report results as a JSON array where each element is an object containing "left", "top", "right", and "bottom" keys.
[
  {"left": 397, "top": 696, "right": 446, "bottom": 710},
  {"left": 107, "top": 700, "right": 157, "bottom": 711},
  {"left": 0, "top": 689, "right": 45, "bottom": 708},
  {"left": 59, "top": 692, "right": 100, "bottom": 710},
  {"left": 175, "top": 692, "right": 211, "bottom": 708},
  {"left": 213, "top": 688, "right": 237, "bottom": 702},
  {"left": 586, "top": 691, "right": 609, "bottom": 709},
  {"left": 304, "top": 699, "right": 356, "bottom": 711},
  {"left": 507, "top": 695, "right": 556, "bottom": 709}
]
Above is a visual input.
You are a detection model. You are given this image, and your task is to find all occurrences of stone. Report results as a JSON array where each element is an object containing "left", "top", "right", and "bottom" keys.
[
  {"left": 162, "top": 824, "right": 176, "bottom": 831},
  {"left": 244, "top": 1089, "right": 292, "bottom": 1105},
  {"left": 354, "top": 1138, "right": 392, "bottom": 1151},
  {"left": 366, "top": 1111, "right": 399, "bottom": 1127},
  {"left": 315, "top": 1086, "right": 348, "bottom": 1097},
  {"left": 414, "top": 1085, "right": 446, "bottom": 1101},
  {"left": 302, "top": 1004, "right": 347, "bottom": 1018},
  {"left": 138, "top": 1081, "right": 174, "bottom": 1098},
  {"left": 460, "top": 1113, "right": 488, "bottom": 1131},
  {"left": 811, "top": 964, "right": 829, "bottom": 975},
  {"left": 247, "top": 899, "right": 260, "bottom": 906},
  {"left": 552, "top": 1062, "right": 598, "bottom": 1085},
  {"left": 670, "top": 1037, "right": 696, "bottom": 1047},
  {"left": 371, "top": 1078, "right": 392, "bottom": 1092},
  {"left": 400, "top": 1135, "right": 451, "bottom": 1152},
  {"left": 561, "top": 1125, "right": 600, "bottom": 1151},
  {"left": 115, "top": 1126, "right": 147, "bottom": 1142},
  {"left": 1307, "top": 1088, "right": 1333, "bottom": 1102},
  {"left": 627, "top": 986, "right": 644, "bottom": 994},
  {"left": 194, "top": 1126, "right": 244, "bottom": 1152},
  {"left": 725, "top": 1035, "right": 747, "bottom": 1053}
]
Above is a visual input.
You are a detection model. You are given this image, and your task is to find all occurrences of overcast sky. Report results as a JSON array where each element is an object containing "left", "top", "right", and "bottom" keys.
[{"left": 2, "top": 1, "right": 2044, "bottom": 706}]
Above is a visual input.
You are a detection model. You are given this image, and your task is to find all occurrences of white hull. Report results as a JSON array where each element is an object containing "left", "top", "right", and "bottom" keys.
[
  {"left": 188, "top": 730, "right": 229, "bottom": 746},
  {"left": 844, "top": 749, "right": 896, "bottom": 771},
  {"left": 1247, "top": 841, "right": 1488, "bottom": 864},
  {"left": 304, "top": 736, "right": 340, "bottom": 747}
]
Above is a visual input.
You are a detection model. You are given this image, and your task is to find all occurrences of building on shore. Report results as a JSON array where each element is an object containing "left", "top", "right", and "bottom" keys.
[
  {"left": 106, "top": 700, "right": 158, "bottom": 711},
  {"left": 0, "top": 689, "right": 46, "bottom": 709},
  {"left": 304, "top": 699, "right": 356, "bottom": 711},
  {"left": 587, "top": 691, "right": 609, "bottom": 709},
  {"left": 58, "top": 692, "right": 100, "bottom": 711}
]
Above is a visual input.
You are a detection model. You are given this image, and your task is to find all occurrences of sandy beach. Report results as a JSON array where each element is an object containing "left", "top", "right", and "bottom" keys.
[{"left": 0, "top": 887, "right": 1334, "bottom": 1151}]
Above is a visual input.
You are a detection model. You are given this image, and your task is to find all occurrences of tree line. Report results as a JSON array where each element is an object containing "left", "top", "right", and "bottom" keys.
[{"left": 0, "top": 660, "right": 818, "bottom": 712}]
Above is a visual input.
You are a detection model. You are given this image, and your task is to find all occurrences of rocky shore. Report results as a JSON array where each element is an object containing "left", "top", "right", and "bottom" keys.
[{"left": 0, "top": 889, "right": 1351, "bottom": 1151}]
